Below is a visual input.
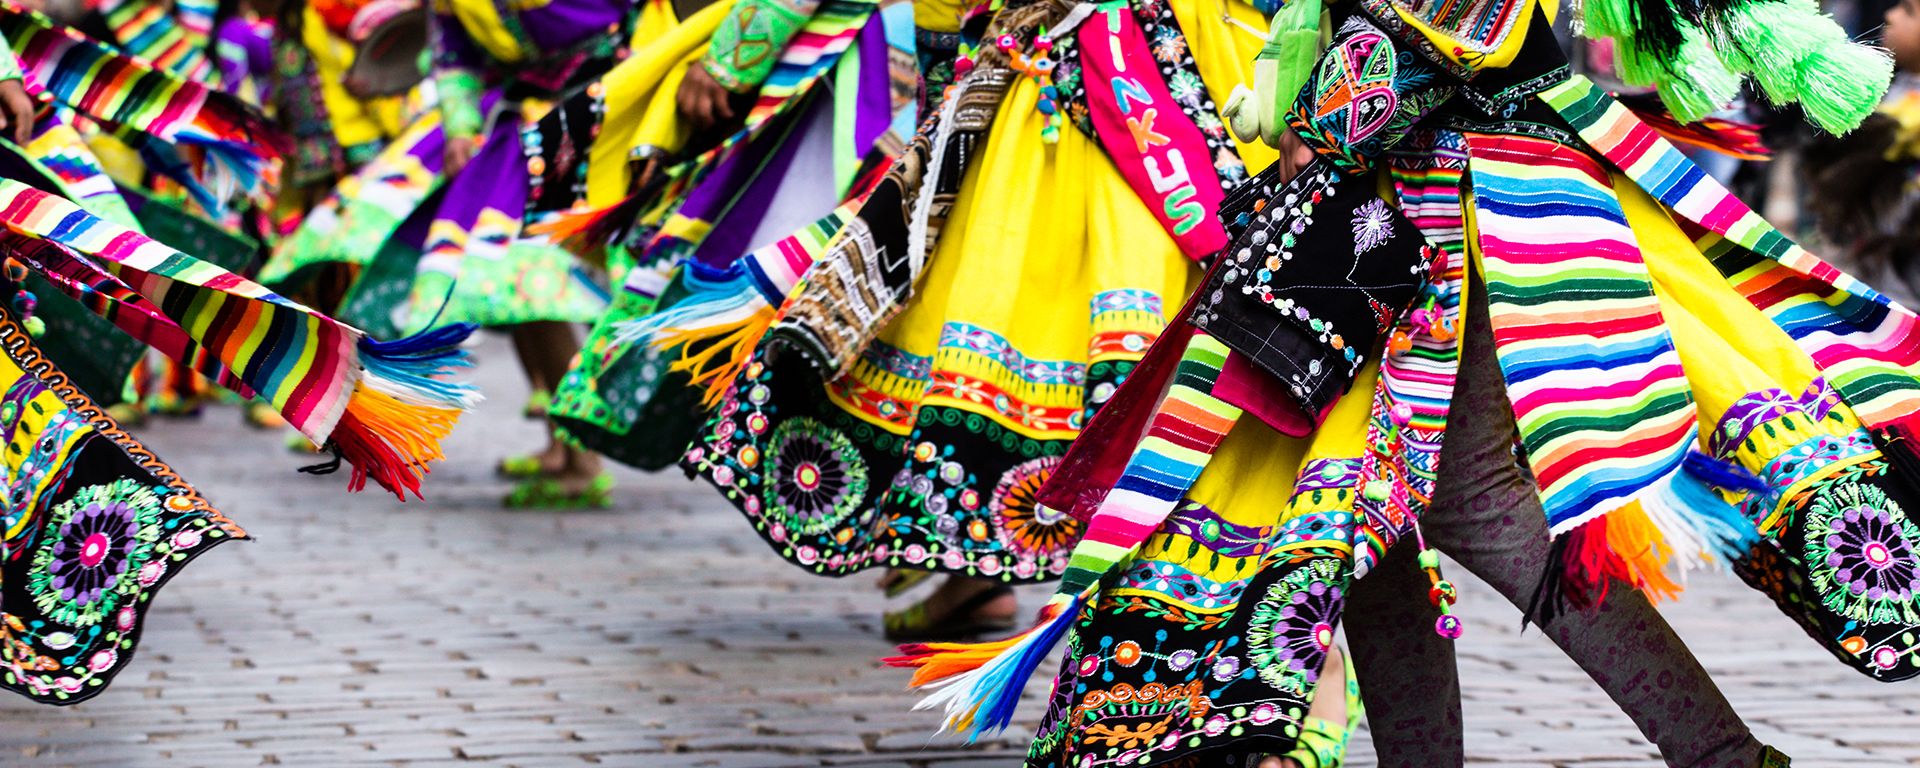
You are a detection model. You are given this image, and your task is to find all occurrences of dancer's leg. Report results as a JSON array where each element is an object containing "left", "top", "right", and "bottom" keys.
[{"left": 1346, "top": 269, "right": 1763, "bottom": 768}]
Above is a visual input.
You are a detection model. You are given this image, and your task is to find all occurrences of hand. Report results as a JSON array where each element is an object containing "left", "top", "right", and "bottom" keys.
[
  {"left": 0, "top": 79, "right": 36, "bottom": 146},
  {"left": 444, "top": 134, "right": 479, "bottom": 176},
  {"left": 1272, "top": 125, "right": 1318, "bottom": 186},
  {"left": 676, "top": 62, "right": 736, "bottom": 130}
]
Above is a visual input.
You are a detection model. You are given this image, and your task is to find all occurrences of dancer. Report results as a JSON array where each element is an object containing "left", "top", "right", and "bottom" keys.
[
  {"left": 678, "top": 0, "right": 1283, "bottom": 641},
  {"left": 263, "top": 0, "right": 635, "bottom": 507},
  {"left": 886, "top": 0, "right": 1916, "bottom": 762},
  {"left": 0, "top": 7, "right": 475, "bottom": 705},
  {"left": 532, "top": 0, "right": 907, "bottom": 474}
]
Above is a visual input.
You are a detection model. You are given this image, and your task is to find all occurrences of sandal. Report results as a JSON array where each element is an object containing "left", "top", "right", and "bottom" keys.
[
  {"left": 523, "top": 389, "right": 552, "bottom": 420},
  {"left": 496, "top": 454, "right": 545, "bottom": 478},
  {"left": 883, "top": 584, "right": 1017, "bottom": 642},
  {"left": 1274, "top": 644, "right": 1364, "bottom": 768},
  {"left": 878, "top": 568, "right": 936, "bottom": 598},
  {"left": 503, "top": 473, "right": 614, "bottom": 509},
  {"left": 244, "top": 402, "right": 288, "bottom": 430}
]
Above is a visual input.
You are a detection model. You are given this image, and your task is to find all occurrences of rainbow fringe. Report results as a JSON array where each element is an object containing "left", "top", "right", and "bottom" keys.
[
  {"left": 0, "top": 180, "right": 477, "bottom": 498},
  {"left": 883, "top": 332, "right": 1240, "bottom": 736},
  {"left": 884, "top": 590, "right": 1089, "bottom": 739},
  {"left": 611, "top": 203, "right": 855, "bottom": 406},
  {"left": 1536, "top": 452, "right": 1766, "bottom": 619}
]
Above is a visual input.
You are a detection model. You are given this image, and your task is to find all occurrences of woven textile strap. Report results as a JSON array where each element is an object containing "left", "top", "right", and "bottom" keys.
[
  {"left": 1541, "top": 75, "right": 1920, "bottom": 429},
  {"left": 1464, "top": 130, "right": 1697, "bottom": 535},
  {"left": 1056, "top": 331, "right": 1243, "bottom": 597}
]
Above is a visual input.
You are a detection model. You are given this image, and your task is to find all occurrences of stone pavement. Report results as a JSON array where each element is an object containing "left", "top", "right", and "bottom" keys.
[{"left": 0, "top": 335, "right": 1916, "bottom": 767}]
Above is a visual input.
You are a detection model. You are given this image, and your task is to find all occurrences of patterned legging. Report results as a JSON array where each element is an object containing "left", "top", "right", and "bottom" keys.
[{"left": 1343, "top": 268, "right": 1766, "bottom": 768}]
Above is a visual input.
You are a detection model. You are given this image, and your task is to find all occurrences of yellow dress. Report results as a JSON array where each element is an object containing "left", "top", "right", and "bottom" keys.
[{"left": 685, "top": 0, "right": 1281, "bottom": 582}]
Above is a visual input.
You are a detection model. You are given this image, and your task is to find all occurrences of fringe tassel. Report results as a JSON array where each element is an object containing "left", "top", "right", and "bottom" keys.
[
  {"left": 659, "top": 307, "right": 775, "bottom": 409},
  {"left": 1604, "top": 503, "right": 1685, "bottom": 601},
  {"left": 529, "top": 194, "right": 646, "bottom": 257},
  {"left": 883, "top": 590, "right": 1089, "bottom": 739},
  {"left": 1529, "top": 451, "right": 1770, "bottom": 626},
  {"left": 608, "top": 263, "right": 779, "bottom": 409},
  {"left": 1585, "top": 0, "right": 1892, "bottom": 132},
  {"left": 329, "top": 323, "right": 481, "bottom": 499},
  {"left": 1618, "top": 93, "right": 1771, "bottom": 160}
]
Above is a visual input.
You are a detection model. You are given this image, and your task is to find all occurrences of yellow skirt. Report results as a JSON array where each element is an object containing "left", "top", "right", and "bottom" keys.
[{"left": 682, "top": 0, "right": 1285, "bottom": 583}]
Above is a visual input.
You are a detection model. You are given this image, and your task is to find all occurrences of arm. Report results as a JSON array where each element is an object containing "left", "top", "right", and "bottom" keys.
[
  {"left": 677, "top": 0, "right": 818, "bottom": 127},
  {"left": 700, "top": 0, "right": 821, "bottom": 92},
  {"left": 0, "top": 34, "right": 34, "bottom": 145}
]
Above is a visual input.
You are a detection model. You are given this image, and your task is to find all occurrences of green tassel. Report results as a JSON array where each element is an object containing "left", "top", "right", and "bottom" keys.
[
  {"left": 1609, "top": 35, "right": 1664, "bottom": 87},
  {"left": 1715, "top": 0, "right": 1836, "bottom": 103},
  {"left": 1654, "top": 26, "right": 1741, "bottom": 123},
  {"left": 1582, "top": 0, "right": 1636, "bottom": 40},
  {"left": 1796, "top": 41, "right": 1894, "bottom": 133}
]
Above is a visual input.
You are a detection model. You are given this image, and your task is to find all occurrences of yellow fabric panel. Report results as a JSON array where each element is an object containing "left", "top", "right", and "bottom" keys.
[
  {"left": 1617, "top": 176, "right": 1822, "bottom": 429},
  {"left": 883, "top": 82, "right": 1198, "bottom": 355},
  {"left": 1168, "top": 0, "right": 1278, "bottom": 175},
  {"left": 914, "top": 0, "right": 966, "bottom": 34},
  {"left": 1186, "top": 359, "right": 1379, "bottom": 529},
  {"left": 445, "top": 0, "right": 533, "bottom": 63},
  {"left": 823, "top": 75, "right": 1202, "bottom": 438},
  {"left": 587, "top": 0, "right": 730, "bottom": 208},
  {"left": 304, "top": 6, "right": 388, "bottom": 149}
]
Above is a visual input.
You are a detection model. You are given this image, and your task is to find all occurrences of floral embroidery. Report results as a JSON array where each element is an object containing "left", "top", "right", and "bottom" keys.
[
  {"left": 1245, "top": 558, "right": 1344, "bottom": 695},
  {"left": 761, "top": 417, "right": 871, "bottom": 538},
  {"left": 1805, "top": 480, "right": 1920, "bottom": 624},
  {"left": 990, "top": 456, "right": 1079, "bottom": 557},
  {"left": 28, "top": 480, "right": 163, "bottom": 628},
  {"left": 1352, "top": 197, "right": 1394, "bottom": 253}
]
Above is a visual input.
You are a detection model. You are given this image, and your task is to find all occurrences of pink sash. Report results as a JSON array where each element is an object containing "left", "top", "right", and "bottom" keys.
[{"left": 1078, "top": 7, "right": 1230, "bottom": 260}]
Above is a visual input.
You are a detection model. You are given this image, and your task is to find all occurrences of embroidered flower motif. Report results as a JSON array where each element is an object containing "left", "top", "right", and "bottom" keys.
[
  {"left": 1167, "top": 70, "right": 1205, "bottom": 108},
  {"left": 29, "top": 479, "right": 164, "bottom": 627},
  {"left": 992, "top": 456, "right": 1078, "bottom": 557},
  {"left": 1805, "top": 480, "right": 1920, "bottom": 623},
  {"left": 1152, "top": 28, "right": 1188, "bottom": 64},
  {"left": 760, "top": 418, "right": 870, "bottom": 538},
  {"left": 1245, "top": 558, "right": 1345, "bottom": 695},
  {"left": 1352, "top": 198, "right": 1394, "bottom": 253}
]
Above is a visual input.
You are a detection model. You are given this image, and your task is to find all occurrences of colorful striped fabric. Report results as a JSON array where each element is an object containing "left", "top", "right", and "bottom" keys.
[
  {"left": 23, "top": 108, "right": 140, "bottom": 230},
  {"left": 0, "top": 180, "right": 476, "bottom": 498},
  {"left": 635, "top": 0, "right": 876, "bottom": 232},
  {"left": 743, "top": 201, "right": 855, "bottom": 304},
  {"left": 1542, "top": 76, "right": 1920, "bottom": 430},
  {"left": 1054, "top": 332, "right": 1242, "bottom": 597},
  {"left": 740, "top": 0, "right": 877, "bottom": 133},
  {"left": 1465, "top": 132, "right": 1698, "bottom": 534},
  {"left": 1343, "top": 130, "right": 1470, "bottom": 568},
  {"left": 888, "top": 331, "right": 1243, "bottom": 737},
  {"left": 100, "top": 0, "right": 217, "bottom": 81},
  {"left": 5, "top": 232, "right": 250, "bottom": 395},
  {"left": 0, "top": 3, "right": 285, "bottom": 159},
  {"left": 1383, "top": 132, "right": 1468, "bottom": 435}
]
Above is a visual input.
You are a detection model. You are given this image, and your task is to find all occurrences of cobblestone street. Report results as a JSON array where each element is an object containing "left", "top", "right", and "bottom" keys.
[{"left": 0, "top": 336, "right": 1916, "bottom": 767}]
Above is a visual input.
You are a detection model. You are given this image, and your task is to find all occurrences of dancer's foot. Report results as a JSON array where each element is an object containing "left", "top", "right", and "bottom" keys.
[
  {"left": 876, "top": 568, "right": 936, "bottom": 598},
  {"left": 883, "top": 576, "right": 1017, "bottom": 642},
  {"left": 497, "top": 440, "right": 567, "bottom": 478},
  {"left": 522, "top": 388, "right": 552, "bottom": 420},
  {"left": 244, "top": 401, "right": 287, "bottom": 429},
  {"left": 503, "top": 443, "right": 608, "bottom": 508},
  {"left": 503, "top": 472, "right": 614, "bottom": 509}
]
